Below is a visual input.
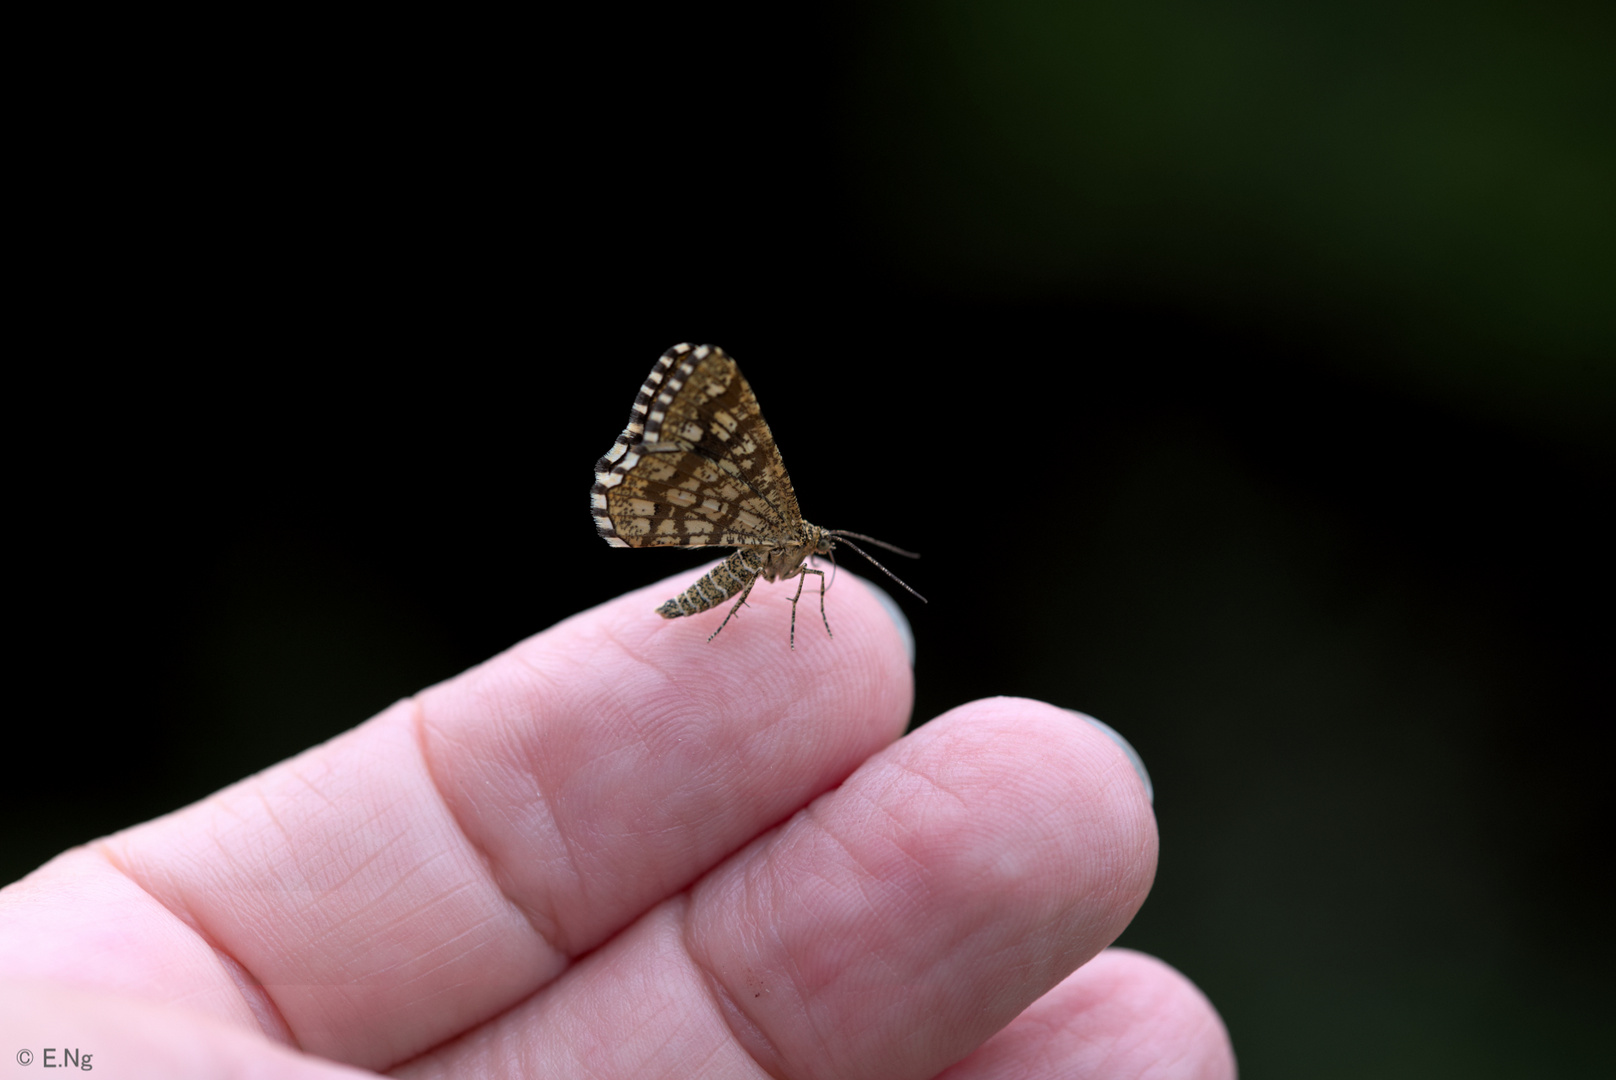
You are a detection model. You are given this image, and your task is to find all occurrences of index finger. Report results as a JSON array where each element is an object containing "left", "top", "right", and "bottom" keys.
[{"left": 5, "top": 565, "right": 913, "bottom": 1073}]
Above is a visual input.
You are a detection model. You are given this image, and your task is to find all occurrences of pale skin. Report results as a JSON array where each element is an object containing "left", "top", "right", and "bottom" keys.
[{"left": 0, "top": 567, "right": 1235, "bottom": 1079}]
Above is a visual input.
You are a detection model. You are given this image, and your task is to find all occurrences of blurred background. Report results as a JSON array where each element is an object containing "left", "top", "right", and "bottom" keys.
[{"left": 9, "top": 3, "right": 1611, "bottom": 1075}]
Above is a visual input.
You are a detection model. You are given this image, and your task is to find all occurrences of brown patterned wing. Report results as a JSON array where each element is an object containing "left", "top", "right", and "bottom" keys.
[{"left": 591, "top": 344, "right": 804, "bottom": 549}]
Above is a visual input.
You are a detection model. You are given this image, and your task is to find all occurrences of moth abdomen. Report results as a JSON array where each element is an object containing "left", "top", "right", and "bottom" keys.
[{"left": 656, "top": 549, "right": 765, "bottom": 619}]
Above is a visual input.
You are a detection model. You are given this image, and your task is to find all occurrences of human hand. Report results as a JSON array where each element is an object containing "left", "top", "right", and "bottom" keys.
[{"left": 0, "top": 567, "right": 1233, "bottom": 1078}]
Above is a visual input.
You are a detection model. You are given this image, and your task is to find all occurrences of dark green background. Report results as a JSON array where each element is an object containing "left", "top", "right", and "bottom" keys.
[{"left": 9, "top": 5, "right": 1611, "bottom": 1076}]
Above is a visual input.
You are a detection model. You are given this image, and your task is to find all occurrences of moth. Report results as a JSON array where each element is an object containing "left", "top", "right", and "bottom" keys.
[{"left": 591, "top": 343, "right": 923, "bottom": 646}]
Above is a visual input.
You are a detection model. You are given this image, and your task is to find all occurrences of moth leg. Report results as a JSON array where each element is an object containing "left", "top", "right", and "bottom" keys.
[
  {"left": 789, "top": 567, "right": 831, "bottom": 649},
  {"left": 708, "top": 570, "right": 760, "bottom": 643},
  {"left": 811, "top": 567, "right": 832, "bottom": 640}
]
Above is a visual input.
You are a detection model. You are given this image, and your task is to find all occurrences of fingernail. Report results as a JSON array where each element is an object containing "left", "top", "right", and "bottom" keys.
[
  {"left": 859, "top": 578, "right": 915, "bottom": 666},
  {"left": 1070, "top": 712, "right": 1153, "bottom": 804}
]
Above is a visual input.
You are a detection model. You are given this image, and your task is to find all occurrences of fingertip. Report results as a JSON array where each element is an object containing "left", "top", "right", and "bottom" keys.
[
  {"left": 1067, "top": 710, "right": 1153, "bottom": 804},
  {"left": 919, "top": 699, "right": 1159, "bottom": 904},
  {"left": 1074, "top": 950, "right": 1238, "bottom": 1079},
  {"left": 684, "top": 696, "right": 1162, "bottom": 1080},
  {"left": 851, "top": 575, "right": 915, "bottom": 667},
  {"left": 949, "top": 949, "right": 1236, "bottom": 1080}
]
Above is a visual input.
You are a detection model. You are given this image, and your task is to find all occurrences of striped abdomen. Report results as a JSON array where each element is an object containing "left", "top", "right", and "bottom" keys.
[{"left": 657, "top": 549, "right": 765, "bottom": 619}]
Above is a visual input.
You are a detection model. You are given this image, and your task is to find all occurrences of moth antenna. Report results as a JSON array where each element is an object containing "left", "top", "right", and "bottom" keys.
[
  {"left": 831, "top": 536, "right": 928, "bottom": 604},
  {"left": 828, "top": 530, "right": 921, "bottom": 559}
]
